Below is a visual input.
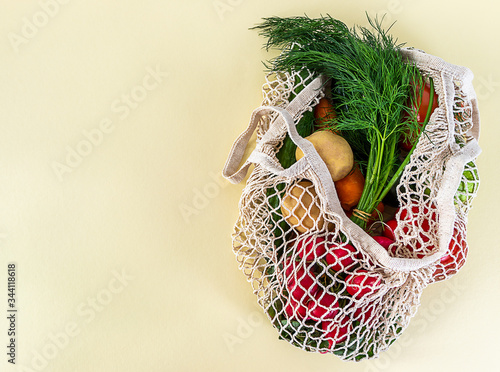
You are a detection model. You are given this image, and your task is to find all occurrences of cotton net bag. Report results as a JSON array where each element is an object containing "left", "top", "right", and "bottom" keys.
[{"left": 222, "top": 48, "right": 481, "bottom": 361}]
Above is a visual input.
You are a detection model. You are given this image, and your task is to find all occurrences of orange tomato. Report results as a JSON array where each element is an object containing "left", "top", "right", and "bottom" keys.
[
  {"left": 334, "top": 164, "right": 364, "bottom": 210},
  {"left": 314, "top": 97, "right": 337, "bottom": 131},
  {"left": 400, "top": 82, "right": 439, "bottom": 152}
]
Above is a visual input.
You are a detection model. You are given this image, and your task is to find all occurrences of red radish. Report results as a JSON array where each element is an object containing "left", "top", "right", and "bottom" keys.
[
  {"left": 284, "top": 297, "right": 307, "bottom": 319},
  {"left": 400, "top": 81, "right": 439, "bottom": 151},
  {"left": 345, "top": 269, "right": 382, "bottom": 299},
  {"left": 283, "top": 256, "right": 308, "bottom": 281},
  {"left": 307, "top": 290, "right": 340, "bottom": 321},
  {"left": 379, "top": 209, "right": 434, "bottom": 258},
  {"left": 283, "top": 257, "right": 294, "bottom": 277},
  {"left": 394, "top": 204, "right": 438, "bottom": 258},
  {"left": 413, "top": 234, "right": 435, "bottom": 257},
  {"left": 372, "top": 236, "right": 394, "bottom": 250},
  {"left": 325, "top": 243, "right": 358, "bottom": 272},
  {"left": 296, "top": 235, "right": 327, "bottom": 261},
  {"left": 398, "top": 203, "right": 437, "bottom": 233},
  {"left": 433, "top": 227, "right": 467, "bottom": 281},
  {"left": 353, "top": 302, "right": 376, "bottom": 324},
  {"left": 286, "top": 266, "right": 318, "bottom": 302},
  {"left": 391, "top": 243, "right": 428, "bottom": 259},
  {"left": 383, "top": 219, "right": 398, "bottom": 240},
  {"left": 321, "top": 316, "right": 351, "bottom": 347}
]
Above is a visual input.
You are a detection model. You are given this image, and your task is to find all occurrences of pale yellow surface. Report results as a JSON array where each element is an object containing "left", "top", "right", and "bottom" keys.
[{"left": 0, "top": 0, "right": 498, "bottom": 371}]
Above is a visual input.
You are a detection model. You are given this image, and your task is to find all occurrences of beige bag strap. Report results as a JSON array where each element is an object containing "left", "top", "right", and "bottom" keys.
[
  {"left": 222, "top": 76, "right": 325, "bottom": 184},
  {"left": 377, "top": 138, "right": 481, "bottom": 271},
  {"left": 221, "top": 106, "right": 270, "bottom": 184},
  {"left": 224, "top": 52, "right": 482, "bottom": 273},
  {"left": 401, "top": 48, "right": 481, "bottom": 141}
]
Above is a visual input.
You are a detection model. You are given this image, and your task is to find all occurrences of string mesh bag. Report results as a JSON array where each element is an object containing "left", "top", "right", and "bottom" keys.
[{"left": 222, "top": 48, "right": 481, "bottom": 361}]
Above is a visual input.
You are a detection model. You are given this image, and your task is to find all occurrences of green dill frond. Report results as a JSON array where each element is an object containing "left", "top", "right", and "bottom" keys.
[
  {"left": 253, "top": 14, "right": 427, "bottom": 228},
  {"left": 253, "top": 14, "right": 422, "bottom": 139}
]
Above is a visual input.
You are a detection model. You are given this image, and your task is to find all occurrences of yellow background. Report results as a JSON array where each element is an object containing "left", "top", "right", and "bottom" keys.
[{"left": 0, "top": 0, "right": 498, "bottom": 371}]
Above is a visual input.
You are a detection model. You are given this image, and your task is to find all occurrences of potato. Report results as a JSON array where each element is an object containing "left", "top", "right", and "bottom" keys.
[
  {"left": 280, "top": 181, "right": 324, "bottom": 233},
  {"left": 296, "top": 131, "right": 354, "bottom": 181}
]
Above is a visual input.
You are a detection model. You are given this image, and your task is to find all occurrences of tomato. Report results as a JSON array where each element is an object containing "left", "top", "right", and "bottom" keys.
[
  {"left": 325, "top": 243, "right": 358, "bottom": 272},
  {"left": 321, "top": 316, "right": 351, "bottom": 347},
  {"left": 307, "top": 290, "right": 340, "bottom": 321},
  {"left": 400, "top": 81, "right": 439, "bottom": 152},
  {"left": 296, "top": 235, "right": 327, "bottom": 262},
  {"left": 345, "top": 269, "right": 382, "bottom": 299},
  {"left": 416, "top": 82, "right": 439, "bottom": 123},
  {"left": 400, "top": 136, "right": 413, "bottom": 153},
  {"left": 314, "top": 97, "right": 337, "bottom": 130},
  {"left": 432, "top": 227, "right": 468, "bottom": 282}
]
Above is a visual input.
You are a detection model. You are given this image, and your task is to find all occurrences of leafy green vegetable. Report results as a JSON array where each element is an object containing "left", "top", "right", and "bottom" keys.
[
  {"left": 254, "top": 14, "right": 425, "bottom": 229},
  {"left": 265, "top": 69, "right": 316, "bottom": 257},
  {"left": 266, "top": 183, "right": 288, "bottom": 259},
  {"left": 275, "top": 110, "right": 315, "bottom": 169},
  {"left": 456, "top": 161, "right": 479, "bottom": 205}
]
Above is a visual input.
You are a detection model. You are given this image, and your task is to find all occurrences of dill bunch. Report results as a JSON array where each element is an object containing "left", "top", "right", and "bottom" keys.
[{"left": 253, "top": 14, "right": 423, "bottom": 230}]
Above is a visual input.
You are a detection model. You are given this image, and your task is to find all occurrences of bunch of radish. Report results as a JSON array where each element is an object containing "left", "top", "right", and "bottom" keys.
[{"left": 279, "top": 235, "right": 383, "bottom": 349}]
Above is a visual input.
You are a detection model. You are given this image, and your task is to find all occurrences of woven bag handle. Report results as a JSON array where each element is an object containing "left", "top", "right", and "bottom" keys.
[
  {"left": 223, "top": 58, "right": 482, "bottom": 272},
  {"left": 221, "top": 106, "right": 269, "bottom": 184},
  {"left": 401, "top": 48, "right": 481, "bottom": 141},
  {"left": 222, "top": 76, "right": 325, "bottom": 184},
  {"left": 370, "top": 138, "right": 482, "bottom": 272}
]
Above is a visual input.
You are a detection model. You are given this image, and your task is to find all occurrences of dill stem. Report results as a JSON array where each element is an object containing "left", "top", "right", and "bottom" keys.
[
  {"left": 253, "top": 15, "right": 428, "bottom": 232},
  {"left": 376, "top": 135, "right": 396, "bottom": 199},
  {"left": 351, "top": 77, "right": 435, "bottom": 231},
  {"left": 377, "top": 77, "right": 436, "bottom": 204},
  {"left": 373, "top": 135, "right": 384, "bottom": 187},
  {"left": 351, "top": 132, "right": 382, "bottom": 229}
]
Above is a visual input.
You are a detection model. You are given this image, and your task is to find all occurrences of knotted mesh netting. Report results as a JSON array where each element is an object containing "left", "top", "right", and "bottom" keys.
[{"left": 224, "top": 48, "right": 481, "bottom": 361}]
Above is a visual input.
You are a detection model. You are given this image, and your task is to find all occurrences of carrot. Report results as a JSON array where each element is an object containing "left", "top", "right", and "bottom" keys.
[
  {"left": 334, "top": 164, "right": 365, "bottom": 210},
  {"left": 314, "top": 97, "right": 337, "bottom": 131}
]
